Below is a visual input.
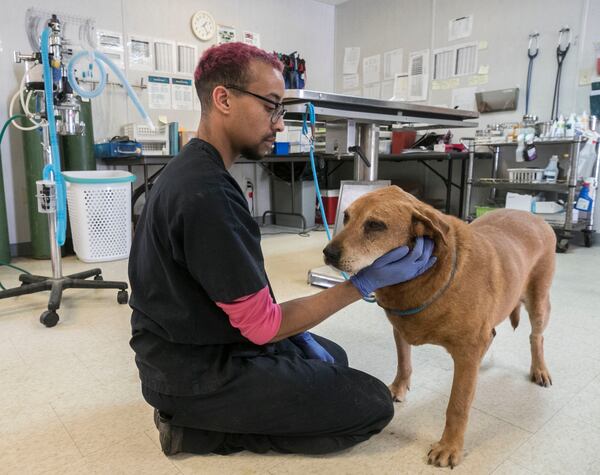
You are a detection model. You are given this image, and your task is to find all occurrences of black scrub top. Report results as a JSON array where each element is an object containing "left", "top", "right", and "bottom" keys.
[{"left": 129, "top": 139, "right": 269, "bottom": 396}]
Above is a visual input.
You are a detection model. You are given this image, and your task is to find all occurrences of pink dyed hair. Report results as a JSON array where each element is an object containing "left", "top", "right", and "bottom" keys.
[{"left": 194, "top": 42, "right": 283, "bottom": 110}]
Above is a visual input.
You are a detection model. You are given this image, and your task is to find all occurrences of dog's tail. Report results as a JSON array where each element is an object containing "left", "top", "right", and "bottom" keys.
[{"left": 509, "top": 305, "right": 521, "bottom": 330}]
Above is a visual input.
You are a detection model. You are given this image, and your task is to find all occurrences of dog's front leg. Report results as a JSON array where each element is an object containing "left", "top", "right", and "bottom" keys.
[
  {"left": 389, "top": 327, "right": 412, "bottom": 402},
  {"left": 428, "top": 349, "right": 482, "bottom": 468}
]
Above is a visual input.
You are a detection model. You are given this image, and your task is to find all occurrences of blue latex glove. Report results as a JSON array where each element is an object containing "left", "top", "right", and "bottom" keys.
[
  {"left": 350, "top": 237, "right": 436, "bottom": 298},
  {"left": 290, "top": 331, "right": 335, "bottom": 363}
]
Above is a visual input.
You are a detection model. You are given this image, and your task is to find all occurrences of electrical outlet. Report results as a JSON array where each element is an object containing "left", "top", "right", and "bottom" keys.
[{"left": 579, "top": 69, "right": 592, "bottom": 86}]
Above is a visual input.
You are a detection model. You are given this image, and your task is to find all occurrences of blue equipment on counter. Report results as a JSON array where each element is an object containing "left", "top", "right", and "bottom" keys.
[
  {"left": 273, "top": 142, "right": 290, "bottom": 155},
  {"left": 94, "top": 140, "right": 142, "bottom": 159}
]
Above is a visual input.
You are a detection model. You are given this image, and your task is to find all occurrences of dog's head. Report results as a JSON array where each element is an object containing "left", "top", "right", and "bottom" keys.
[{"left": 323, "top": 186, "right": 449, "bottom": 273}]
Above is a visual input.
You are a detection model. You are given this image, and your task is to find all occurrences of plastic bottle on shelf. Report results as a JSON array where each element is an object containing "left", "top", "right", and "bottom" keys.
[
  {"left": 543, "top": 155, "right": 559, "bottom": 183},
  {"left": 581, "top": 110, "right": 590, "bottom": 131},
  {"left": 566, "top": 113, "right": 576, "bottom": 138},
  {"left": 575, "top": 181, "right": 593, "bottom": 212},
  {"left": 562, "top": 153, "right": 571, "bottom": 180},
  {"left": 524, "top": 133, "right": 537, "bottom": 161},
  {"left": 515, "top": 133, "right": 525, "bottom": 162},
  {"left": 555, "top": 115, "right": 566, "bottom": 138}
]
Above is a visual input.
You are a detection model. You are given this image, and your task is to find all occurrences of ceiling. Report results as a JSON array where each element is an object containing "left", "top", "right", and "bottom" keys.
[{"left": 312, "top": 0, "right": 350, "bottom": 5}]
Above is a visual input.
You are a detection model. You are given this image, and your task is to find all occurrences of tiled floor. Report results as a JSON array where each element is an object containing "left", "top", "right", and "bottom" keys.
[{"left": 1, "top": 230, "right": 599, "bottom": 474}]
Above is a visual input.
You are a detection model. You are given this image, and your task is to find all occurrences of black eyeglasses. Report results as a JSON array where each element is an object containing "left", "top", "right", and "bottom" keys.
[{"left": 225, "top": 85, "right": 286, "bottom": 124}]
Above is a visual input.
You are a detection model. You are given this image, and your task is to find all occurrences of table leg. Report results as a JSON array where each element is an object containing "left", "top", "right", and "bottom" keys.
[
  {"left": 446, "top": 157, "right": 453, "bottom": 214},
  {"left": 143, "top": 163, "right": 149, "bottom": 198},
  {"left": 459, "top": 158, "right": 467, "bottom": 219}
]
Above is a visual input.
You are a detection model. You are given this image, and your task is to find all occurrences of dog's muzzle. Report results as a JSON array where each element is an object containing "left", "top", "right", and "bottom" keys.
[{"left": 323, "top": 243, "right": 342, "bottom": 267}]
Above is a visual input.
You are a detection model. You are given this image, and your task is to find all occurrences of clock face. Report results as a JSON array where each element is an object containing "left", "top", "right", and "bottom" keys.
[{"left": 191, "top": 11, "right": 216, "bottom": 41}]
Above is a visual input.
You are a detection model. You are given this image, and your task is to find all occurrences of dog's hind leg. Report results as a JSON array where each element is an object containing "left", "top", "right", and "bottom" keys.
[
  {"left": 388, "top": 326, "right": 412, "bottom": 402},
  {"left": 524, "top": 257, "right": 554, "bottom": 387}
]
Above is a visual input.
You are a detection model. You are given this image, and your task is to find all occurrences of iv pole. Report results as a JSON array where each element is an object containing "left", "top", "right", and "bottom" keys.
[{"left": 0, "top": 14, "right": 129, "bottom": 327}]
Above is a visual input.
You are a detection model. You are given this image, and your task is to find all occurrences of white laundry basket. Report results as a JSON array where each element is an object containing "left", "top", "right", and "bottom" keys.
[{"left": 62, "top": 170, "right": 136, "bottom": 262}]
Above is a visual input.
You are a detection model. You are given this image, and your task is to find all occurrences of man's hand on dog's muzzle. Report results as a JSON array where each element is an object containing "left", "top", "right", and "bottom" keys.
[{"left": 349, "top": 237, "right": 436, "bottom": 298}]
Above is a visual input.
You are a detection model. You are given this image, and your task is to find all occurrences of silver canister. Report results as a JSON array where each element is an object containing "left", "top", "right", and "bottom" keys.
[{"left": 535, "top": 121, "right": 552, "bottom": 138}]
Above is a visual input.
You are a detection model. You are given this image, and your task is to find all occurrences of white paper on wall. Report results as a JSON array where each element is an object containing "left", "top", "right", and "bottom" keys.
[
  {"left": 383, "top": 49, "right": 403, "bottom": 80},
  {"left": 217, "top": 25, "right": 236, "bottom": 44},
  {"left": 363, "top": 54, "right": 381, "bottom": 85},
  {"left": 381, "top": 80, "right": 394, "bottom": 100},
  {"left": 128, "top": 35, "right": 153, "bottom": 71},
  {"left": 343, "top": 74, "right": 359, "bottom": 90},
  {"left": 243, "top": 31, "right": 261, "bottom": 47},
  {"left": 343, "top": 46, "right": 361, "bottom": 74},
  {"left": 97, "top": 30, "right": 124, "bottom": 69},
  {"left": 455, "top": 43, "right": 478, "bottom": 76},
  {"left": 433, "top": 47, "right": 455, "bottom": 80},
  {"left": 448, "top": 14, "right": 473, "bottom": 42},
  {"left": 177, "top": 43, "right": 197, "bottom": 76},
  {"left": 451, "top": 86, "right": 477, "bottom": 111},
  {"left": 468, "top": 74, "right": 488, "bottom": 86},
  {"left": 148, "top": 75, "right": 171, "bottom": 109},
  {"left": 392, "top": 74, "right": 408, "bottom": 100},
  {"left": 171, "top": 78, "right": 193, "bottom": 110},
  {"left": 363, "top": 83, "right": 381, "bottom": 99},
  {"left": 154, "top": 39, "right": 176, "bottom": 73},
  {"left": 408, "top": 50, "right": 429, "bottom": 101}
]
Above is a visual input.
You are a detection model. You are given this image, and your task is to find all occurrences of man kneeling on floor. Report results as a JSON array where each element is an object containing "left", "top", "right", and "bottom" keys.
[{"left": 128, "top": 42, "right": 436, "bottom": 456}]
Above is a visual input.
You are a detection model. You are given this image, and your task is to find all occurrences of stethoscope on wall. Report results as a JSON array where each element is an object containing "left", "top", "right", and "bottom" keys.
[
  {"left": 550, "top": 26, "right": 571, "bottom": 121},
  {"left": 525, "top": 32, "right": 539, "bottom": 115}
]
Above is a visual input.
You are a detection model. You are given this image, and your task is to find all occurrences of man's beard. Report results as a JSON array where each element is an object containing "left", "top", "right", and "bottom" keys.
[
  {"left": 240, "top": 145, "right": 265, "bottom": 161},
  {"left": 241, "top": 136, "right": 275, "bottom": 161}
]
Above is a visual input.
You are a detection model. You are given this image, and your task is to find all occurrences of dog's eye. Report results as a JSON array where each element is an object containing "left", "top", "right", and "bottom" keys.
[
  {"left": 364, "top": 220, "right": 387, "bottom": 232},
  {"left": 343, "top": 211, "right": 350, "bottom": 225}
]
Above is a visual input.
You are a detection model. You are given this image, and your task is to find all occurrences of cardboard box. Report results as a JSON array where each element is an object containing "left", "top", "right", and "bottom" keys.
[{"left": 505, "top": 192, "right": 535, "bottom": 212}]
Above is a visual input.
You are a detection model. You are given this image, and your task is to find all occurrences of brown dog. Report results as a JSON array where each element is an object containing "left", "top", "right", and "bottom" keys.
[{"left": 323, "top": 186, "right": 556, "bottom": 468}]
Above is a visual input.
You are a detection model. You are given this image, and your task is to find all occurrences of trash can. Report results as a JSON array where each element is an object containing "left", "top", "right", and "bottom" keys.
[
  {"left": 62, "top": 170, "right": 135, "bottom": 262},
  {"left": 316, "top": 189, "right": 339, "bottom": 225}
]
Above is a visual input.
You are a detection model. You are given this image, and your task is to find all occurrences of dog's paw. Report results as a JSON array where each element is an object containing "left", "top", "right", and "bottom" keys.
[
  {"left": 388, "top": 380, "right": 410, "bottom": 402},
  {"left": 530, "top": 365, "right": 552, "bottom": 387},
  {"left": 427, "top": 441, "right": 463, "bottom": 468}
]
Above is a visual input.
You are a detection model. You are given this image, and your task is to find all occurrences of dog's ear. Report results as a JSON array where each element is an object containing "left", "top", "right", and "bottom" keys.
[{"left": 411, "top": 205, "right": 449, "bottom": 246}]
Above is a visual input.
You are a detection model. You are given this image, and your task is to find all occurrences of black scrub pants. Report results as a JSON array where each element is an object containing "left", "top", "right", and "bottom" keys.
[{"left": 141, "top": 334, "right": 394, "bottom": 455}]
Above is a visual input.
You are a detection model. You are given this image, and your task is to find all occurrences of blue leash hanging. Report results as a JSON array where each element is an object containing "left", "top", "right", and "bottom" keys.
[{"left": 302, "top": 102, "right": 376, "bottom": 303}]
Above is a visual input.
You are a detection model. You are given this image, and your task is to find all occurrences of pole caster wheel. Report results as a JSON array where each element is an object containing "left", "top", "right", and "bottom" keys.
[
  {"left": 117, "top": 290, "right": 129, "bottom": 304},
  {"left": 40, "top": 310, "right": 59, "bottom": 328},
  {"left": 556, "top": 238, "right": 569, "bottom": 253},
  {"left": 94, "top": 275, "right": 103, "bottom": 281},
  {"left": 583, "top": 231, "right": 594, "bottom": 248}
]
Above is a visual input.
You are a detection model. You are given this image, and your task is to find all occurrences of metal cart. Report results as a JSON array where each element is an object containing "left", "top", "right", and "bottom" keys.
[{"left": 463, "top": 137, "right": 600, "bottom": 252}]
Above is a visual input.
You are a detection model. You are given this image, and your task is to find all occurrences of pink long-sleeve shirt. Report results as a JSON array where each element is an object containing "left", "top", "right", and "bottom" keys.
[{"left": 216, "top": 285, "right": 282, "bottom": 345}]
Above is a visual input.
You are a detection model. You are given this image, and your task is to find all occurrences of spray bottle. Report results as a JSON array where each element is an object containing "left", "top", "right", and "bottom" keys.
[
  {"left": 575, "top": 180, "right": 593, "bottom": 212},
  {"left": 515, "top": 133, "right": 525, "bottom": 162},
  {"left": 543, "top": 155, "right": 559, "bottom": 183},
  {"left": 524, "top": 133, "right": 537, "bottom": 161}
]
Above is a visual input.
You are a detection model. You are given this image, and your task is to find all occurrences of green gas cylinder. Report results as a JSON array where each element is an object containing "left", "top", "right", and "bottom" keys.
[
  {"left": 62, "top": 98, "right": 96, "bottom": 171},
  {"left": 22, "top": 125, "right": 51, "bottom": 259}
]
